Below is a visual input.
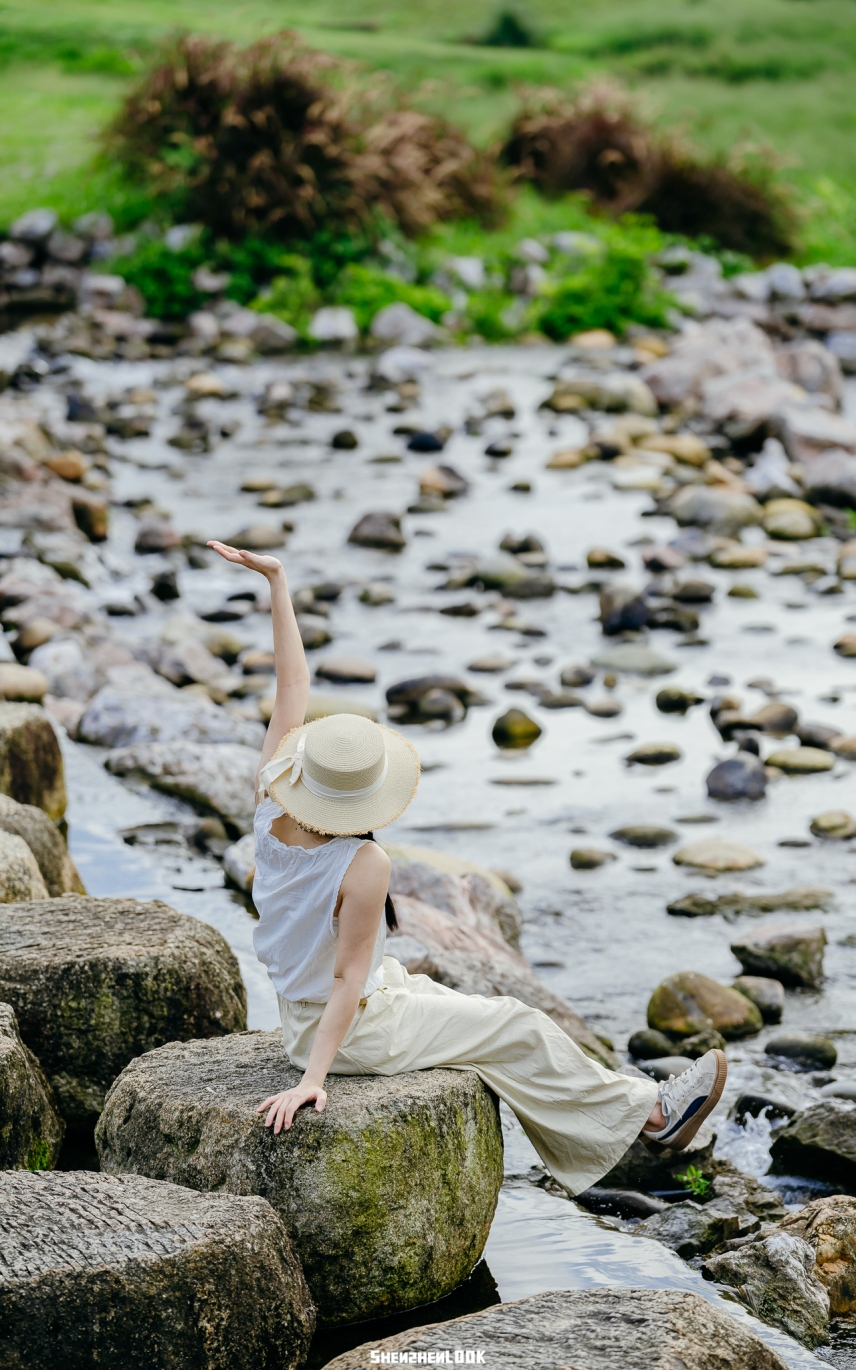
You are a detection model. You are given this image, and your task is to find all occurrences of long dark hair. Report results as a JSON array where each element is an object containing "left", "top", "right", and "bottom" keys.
[{"left": 357, "top": 833, "right": 398, "bottom": 931}]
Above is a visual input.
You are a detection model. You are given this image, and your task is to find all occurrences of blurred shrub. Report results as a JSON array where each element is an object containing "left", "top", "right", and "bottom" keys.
[
  {"left": 331, "top": 264, "right": 450, "bottom": 330},
  {"left": 538, "top": 241, "right": 669, "bottom": 339},
  {"left": 251, "top": 255, "right": 320, "bottom": 335},
  {"left": 502, "top": 84, "right": 796, "bottom": 258},
  {"left": 107, "top": 32, "right": 505, "bottom": 242},
  {"left": 479, "top": 11, "right": 537, "bottom": 48},
  {"left": 111, "top": 234, "right": 296, "bottom": 318}
]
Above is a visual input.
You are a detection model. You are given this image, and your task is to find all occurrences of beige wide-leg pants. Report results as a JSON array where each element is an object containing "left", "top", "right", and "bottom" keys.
[{"left": 279, "top": 955, "right": 658, "bottom": 1196}]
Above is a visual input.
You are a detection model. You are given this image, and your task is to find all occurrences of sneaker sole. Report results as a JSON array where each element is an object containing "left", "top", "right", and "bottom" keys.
[{"left": 642, "top": 1049, "right": 728, "bottom": 1155}]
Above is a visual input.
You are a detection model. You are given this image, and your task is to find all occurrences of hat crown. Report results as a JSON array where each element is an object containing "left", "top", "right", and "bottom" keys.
[{"left": 303, "top": 715, "right": 386, "bottom": 794}]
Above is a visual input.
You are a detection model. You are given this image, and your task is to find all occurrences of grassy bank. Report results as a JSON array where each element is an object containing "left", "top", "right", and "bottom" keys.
[{"left": 1, "top": 0, "right": 855, "bottom": 259}]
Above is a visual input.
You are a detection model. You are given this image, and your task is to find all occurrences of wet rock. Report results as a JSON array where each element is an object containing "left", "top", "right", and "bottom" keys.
[
  {"left": 708, "top": 1160, "right": 788, "bottom": 1222},
  {"left": 419, "top": 463, "right": 468, "bottom": 499},
  {"left": 0, "top": 793, "right": 83, "bottom": 896},
  {"left": 133, "top": 519, "right": 182, "bottom": 555},
  {"left": 0, "top": 1001, "right": 63, "bottom": 1169},
  {"left": 834, "top": 634, "right": 856, "bottom": 658},
  {"left": 638, "top": 1054, "right": 695, "bottom": 1081},
  {"left": 80, "top": 684, "right": 263, "bottom": 748},
  {"left": 543, "top": 372, "right": 657, "bottom": 415},
  {"left": 558, "top": 665, "right": 595, "bottom": 689},
  {"left": 781, "top": 1195, "right": 856, "bottom": 1316},
  {"left": 297, "top": 613, "right": 333, "bottom": 650},
  {"left": 702, "top": 1232, "right": 829, "bottom": 1350},
  {"left": 710, "top": 542, "right": 769, "bottom": 569},
  {"left": 598, "top": 585, "right": 649, "bottom": 635},
  {"left": 667, "top": 886, "right": 832, "bottom": 918},
  {"left": 669, "top": 486, "right": 763, "bottom": 536},
  {"left": 0, "top": 663, "right": 48, "bottom": 702},
  {"left": 348, "top": 511, "right": 406, "bottom": 550},
  {"left": 0, "top": 1170, "right": 313, "bottom": 1369},
  {"left": 223, "top": 833, "right": 256, "bottom": 894},
  {"left": 575, "top": 1186, "right": 669, "bottom": 1220},
  {"left": 767, "top": 746, "right": 834, "bottom": 775},
  {"left": 322, "top": 1287, "right": 790, "bottom": 1370},
  {"left": 772, "top": 1099, "right": 856, "bottom": 1186},
  {"left": 0, "top": 895, "right": 246, "bottom": 1129},
  {"left": 745, "top": 701, "right": 799, "bottom": 734},
  {"left": 762, "top": 498, "right": 825, "bottom": 541},
  {"left": 706, "top": 753, "right": 767, "bottom": 800},
  {"left": 647, "top": 971, "right": 763, "bottom": 1039},
  {"left": 570, "top": 848, "right": 616, "bottom": 869},
  {"left": 96, "top": 1032, "right": 502, "bottom": 1327},
  {"left": 801, "top": 449, "right": 856, "bottom": 508},
  {"left": 331, "top": 429, "right": 358, "bottom": 450},
  {"left": 796, "top": 723, "right": 844, "bottom": 750},
  {"left": 540, "top": 690, "right": 584, "bottom": 709},
  {"left": 308, "top": 306, "right": 358, "bottom": 342},
  {"left": 601, "top": 1118, "right": 717, "bottom": 1190},
  {"left": 681, "top": 1025, "right": 727, "bottom": 1058},
  {"left": 371, "top": 302, "right": 441, "bottom": 347},
  {"left": 733, "top": 976, "right": 785, "bottom": 1024},
  {"left": 636, "top": 1197, "right": 754, "bottom": 1259},
  {"left": 71, "top": 490, "right": 109, "bottom": 543},
  {"left": 702, "top": 373, "right": 805, "bottom": 442},
  {"left": 765, "top": 1032, "right": 836, "bottom": 1070},
  {"left": 774, "top": 404, "right": 856, "bottom": 463},
  {"left": 610, "top": 825, "right": 676, "bottom": 848},
  {"left": 829, "top": 735, "right": 856, "bottom": 759},
  {"left": 628, "top": 1028, "right": 674, "bottom": 1059},
  {"left": 0, "top": 702, "right": 66, "bottom": 819},
  {"left": 492, "top": 708, "right": 541, "bottom": 749},
  {"left": 227, "top": 524, "right": 287, "bottom": 551},
  {"left": 590, "top": 644, "right": 676, "bottom": 676},
  {"left": 733, "top": 1093, "right": 798, "bottom": 1126},
  {"left": 358, "top": 581, "right": 395, "bottom": 606},
  {"left": 587, "top": 547, "right": 625, "bottom": 569},
  {"left": 586, "top": 698, "right": 623, "bottom": 718},
  {"left": 810, "top": 809, "right": 856, "bottom": 838},
  {"left": 387, "top": 850, "right": 523, "bottom": 951},
  {"left": 625, "top": 742, "right": 682, "bottom": 766},
  {"left": 315, "top": 657, "right": 377, "bottom": 684},
  {"left": 656, "top": 686, "right": 705, "bottom": 713},
  {"left": 386, "top": 675, "right": 481, "bottom": 724},
  {"left": 731, "top": 923, "right": 826, "bottom": 988},
  {"left": 258, "top": 482, "right": 315, "bottom": 507},
  {"left": 673, "top": 838, "right": 764, "bottom": 872},
  {"left": 106, "top": 742, "right": 259, "bottom": 835}
]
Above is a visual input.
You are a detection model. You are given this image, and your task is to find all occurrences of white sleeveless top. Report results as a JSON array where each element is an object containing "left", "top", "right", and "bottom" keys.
[{"left": 252, "top": 799, "right": 386, "bottom": 1003}]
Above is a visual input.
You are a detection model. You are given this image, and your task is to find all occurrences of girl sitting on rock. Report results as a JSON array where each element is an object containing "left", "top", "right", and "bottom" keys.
[{"left": 208, "top": 539, "right": 727, "bottom": 1196}]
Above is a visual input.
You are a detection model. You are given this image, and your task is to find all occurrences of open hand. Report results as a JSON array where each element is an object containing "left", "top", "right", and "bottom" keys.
[
  {"left": 207, "top": 541, "right": 284, "bottom": 579},
  {"left": 257, "top": 1083, "right": 328, "bottom": 1133}
]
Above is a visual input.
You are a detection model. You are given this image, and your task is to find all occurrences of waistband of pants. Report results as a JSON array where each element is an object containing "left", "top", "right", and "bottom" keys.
[{"left": 283, "top": 995, "right": 368, "bottom": 1009}]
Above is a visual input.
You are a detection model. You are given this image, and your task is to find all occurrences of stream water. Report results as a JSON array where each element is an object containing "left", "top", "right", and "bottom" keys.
[{"left": 34, "top": 338, "right": 856, "bottom": 1366}]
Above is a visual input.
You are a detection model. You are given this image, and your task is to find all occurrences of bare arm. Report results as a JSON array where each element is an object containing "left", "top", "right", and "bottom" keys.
[
  {"left": 257, "top": 842, "right": 391, "bottom": 1133},
  {"left": 207, "top": 542, "right": 310, "bottom": 785}
]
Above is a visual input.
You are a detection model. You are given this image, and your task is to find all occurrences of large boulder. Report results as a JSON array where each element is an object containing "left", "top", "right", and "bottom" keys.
[
  {"left": 730, "top": 922, "right": 826, "bottom": 988},
  {"left": 648, "top": 971, "right": 763, "bottom": 1039},
  {"left": 96, "top": 1031, "right": 503, "bottom": 1327},
  {"left": 387, "top": 848, "right": 522, "bottom": 948},
  {"left": 0, "top": 793, "right": 84, "bottom": 895},
  {"left": 635, "top": 1197, "right": 757, "bottom": 1258},
  {"left": 771, "top": 1099, "right": 856, "bottom": 1187},
  {"left": 79, "top": 684, "right": 264, "bottom": 747},
  {"left": 105, "top": 741, "right": 259, "bottom": 836},
  {"left": 0, "top": 1170, "right": 314, "bottom": 1370},
  {"left": 0, "top": 1001, "right": 63, "bottom": 1170},
  {"left": 702, "top": 1233, "right": 830, "bottom": 1349},
  {"left": 0, "top": 828, "right": 48, "bottom": 901},
  {"left": 0, "top": 896, "right": 246, "bottom": 1130},
  {"left": 323, "top": 1287, "right": 789, "bottom": 1370},
  {"left": 780, "top": 1195, "right": 856, "bottom": 1315},
  {"left": 0, "top": 702, "right": 66, "bottom": 819}
]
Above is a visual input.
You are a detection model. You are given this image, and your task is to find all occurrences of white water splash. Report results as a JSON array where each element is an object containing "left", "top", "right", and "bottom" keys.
[{"left": 714, "top": 1109, "right": 775, "bottom": 1177}]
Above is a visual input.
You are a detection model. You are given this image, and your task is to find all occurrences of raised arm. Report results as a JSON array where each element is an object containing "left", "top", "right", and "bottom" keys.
[{"left": 207, "top": 542, "right": 310, "bottom": 780}]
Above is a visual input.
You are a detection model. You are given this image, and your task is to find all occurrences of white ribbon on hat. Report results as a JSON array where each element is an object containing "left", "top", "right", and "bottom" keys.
[{"left": 260, "top": 733, "right": 389, "bottom": 802}]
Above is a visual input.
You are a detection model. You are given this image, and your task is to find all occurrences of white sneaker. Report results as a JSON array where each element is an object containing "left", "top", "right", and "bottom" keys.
[{"left": 642, "top": 1049, "right": 727, "bottom": 1153}]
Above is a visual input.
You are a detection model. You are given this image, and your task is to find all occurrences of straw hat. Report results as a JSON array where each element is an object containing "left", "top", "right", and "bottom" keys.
[{"left": 259, "top": 713, "right": 420, "bottom": 836}]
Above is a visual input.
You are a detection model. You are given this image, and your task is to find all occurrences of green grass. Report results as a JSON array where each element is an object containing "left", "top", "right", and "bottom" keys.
[{"left": 0, "top": 0, "right": 854, "bottom": 257}]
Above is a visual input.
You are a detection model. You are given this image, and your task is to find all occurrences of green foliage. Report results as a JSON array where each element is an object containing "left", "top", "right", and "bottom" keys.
[
  {"left": 332, "top": 264, "right": 451, "bottom": 330},
  {"left": 463, "top": 289, "right": 524, "bottom": 341},
  {"left": 111, "top": 238, "right": 207, "bottom": 319},
  {"left": 678, "top": 1164, "right": 711, "bottom": 1198},
  {"left": 253, "top": 255, "right": 321, "bottom": 335},
  {"left": 538, "top": 242, "right": 669, "bottom": 340},
  {"left": 479, "top": 11, "right": 538, "bottom": 49},
  {"left": 26, "top": 1138, "right": 51, "bottom": 1172}
]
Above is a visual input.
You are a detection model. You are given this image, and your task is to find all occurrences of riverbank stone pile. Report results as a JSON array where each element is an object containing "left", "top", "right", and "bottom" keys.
[
  {"left": 96, "top": 1029, "right": 504, "bottom": 1326},
  {"left": 0, "top": 1170, "right": 314, "bottom": 1370},
  {"left": 323, "top": 1288, "right": 790, "bottom": 1370},
  {"left": 0, "top": 896, "right": 246, "bottom": 1133},
  {"left": 0, "top": 1001, "right": 63, "bottom": 1170}
]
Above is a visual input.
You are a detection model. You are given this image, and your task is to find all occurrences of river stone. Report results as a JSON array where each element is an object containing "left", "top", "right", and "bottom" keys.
[
  {"left": 492, "top": 708, "right": 542, "bottom": 749},
  {"left": 810, "top": 809, "right": 856, "bottom": 838},
  {"left": 638, "top": 1054, "right": 695, "bottom": 1081},
  {"left": 0, "top": 896, "right": 246, "bottom": 1129},
  {"left": 0, "top": 1001, "right": 63, "bottom": 1170},
  {"left": 762, "top": 498, "right": 825, "bottom": 541},
  {"left": 80, "top": 684, "right": 264, "bottom": 748},
  {"left": 765, "top": 747, "right": 834, "bottom": 775},
  {"left": 831, "top": 734, "right": 856, "bottom": 758},
  {"left": 326, "top": 1286, "right": 789, "bottom": 1370},
  {"left": 673, "top": 838, "right": 765, "bottom": 872},
  {"left": 656, "top": 686, "right": 705, "bottom": 713},
  {"left": 96, "top": 1032, "right": 503, "bottom": 1327},
  {"left": 315, "top": 657, "right": 377, "bottom": 684},
  {"left": 628, "top": 1028, "right": 674, "bottom": 1059},
  {"left": 570, "top": 847, "right": 616, "bottom": 869},
  {"left": 610, "top": 825, "right": 676, "bottom": 848},
  {"left": 781, "top": 1195, "right": 856, "bottom": 1315},
  {"left": 0, "top": 793, "right": 83, "bottom": 895},
  {"left": 386, "top": 850, "right": 523, "bottom": 949},
  {"left": 681, "top": 1025, "right": 727, "bottom": 1058},
  {"left": 601, "top": 1117, "right": 717, "bottom": 1191},
  {"left": 709, "top": 1159, "right": 788, "bottom": 1222},
  {"left": 648, "top": 971, "right": 763, "bottom": 1039},
  {"left": 625, "top": 742, "right": 682, "bottom": 766},
  {"left": 746, "top": 701, "right": 799, "bottom": 734},
  {"left": 0, "top": 663, "right": 48, "bottom": 702},
  {"left": 669, "top": 486, "right": 763, "bottom": 536},
  {"left": 590, "top": 644, "right": 676, "bottom": 676},
  {"left": 227, "top": 524, "right": 286, "bottom": 551},
  {"left": 733, "top": 976, "right": 785, "bottom": 1024},
  {"left": 730, "top": 922, "right": 826, "bottom": 988},
  {"left": 707, "top": 753, "right": 767, "bottom": 800},
  {"left": 348, "top": 511, "right": 406, "bottom": 551},
  {"left": 636, "top": 1197, "right": 754, "bottom": 1258},
  {"left": 765, "top": 1032, "right": 837, "bottom": 1070},
  {"left": 668, "top": 886, "right": 832, "bottom": 918},
  {"left": 771, "top": 1099, "right": 856, "bottom": 1186},
  {"left": 0, "top": 1170, "right": 314, "bottom": 1370},
  {"left": 105, "top": 742, "right": 259, "bottom": 835},
  {"left": 304, "top": 693, "right": 378, "bottom": 722},
  {"left": 702, "top": 1233, "right": 830, "bottom": 1349},
  {"left": 0, "top": 702, "right": 66, "bottom": 819},
  {"left": 0, "top": 829, "right": 48, "bottom": 902}
]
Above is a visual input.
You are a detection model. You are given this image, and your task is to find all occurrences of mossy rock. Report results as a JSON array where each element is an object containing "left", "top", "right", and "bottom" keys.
[
  {"left": 647, "top": 971, "right": 763, "bottom": 1040},
  {"left": 0, "top": 1002, "right": 64, "bottom": 1170},
  {"left": 0, "top": 896, "right": 247, "bottom": 1129},
  {"left": 0, "top": 1171, "right": 314, "bottom": 1370},
  {"left": 0, "top": 794, "right": 84, "bottom": 896},
  {"left": 96, "top": 1031, "right": 504, "bottom": 1327},
  {"left": 0, "top": 702, "right": 66, "bottom": 820}
]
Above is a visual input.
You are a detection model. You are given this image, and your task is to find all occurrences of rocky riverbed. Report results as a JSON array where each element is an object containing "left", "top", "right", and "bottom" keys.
[{"left": 4, "top": 305, "right": 856, "bottom": 1365}]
